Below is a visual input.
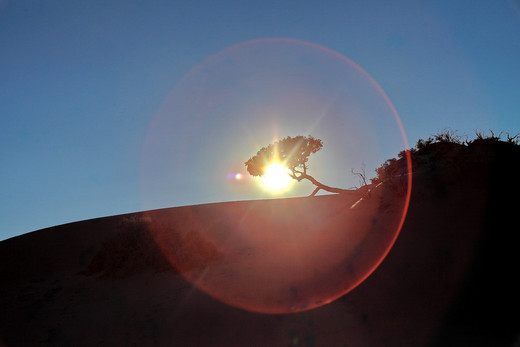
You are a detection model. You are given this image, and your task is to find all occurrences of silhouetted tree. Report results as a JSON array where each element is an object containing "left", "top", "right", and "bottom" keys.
[{"left": 244, "top": 135, "right": 352, "bottom": 196}]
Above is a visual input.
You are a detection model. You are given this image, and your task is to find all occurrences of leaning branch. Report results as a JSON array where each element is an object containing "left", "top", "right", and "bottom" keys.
[{"left": 291, "top": 172, "right": 356, "bottom": 196}]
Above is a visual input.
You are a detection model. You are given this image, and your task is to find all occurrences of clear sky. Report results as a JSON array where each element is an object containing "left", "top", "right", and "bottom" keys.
[{"left": 1, "top": 0, "right": 519, "bottom": 240}]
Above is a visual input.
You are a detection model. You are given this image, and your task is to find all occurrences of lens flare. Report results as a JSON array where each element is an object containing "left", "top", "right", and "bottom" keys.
[
  {"left": 141, "top": 38, "right": 412, "bottom": 314},
  {"left": 260, "top": 162, "right": 292, "bottom": 191}
]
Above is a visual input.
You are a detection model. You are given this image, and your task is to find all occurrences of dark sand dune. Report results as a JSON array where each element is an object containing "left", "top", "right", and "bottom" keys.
[{"left": 1, "top": 140, "right": 519, "bottom": 346}]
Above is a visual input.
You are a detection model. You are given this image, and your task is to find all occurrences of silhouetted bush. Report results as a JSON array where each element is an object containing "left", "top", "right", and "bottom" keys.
[{"left": 372, "top": 129, "right": 520, "bottom": 185}]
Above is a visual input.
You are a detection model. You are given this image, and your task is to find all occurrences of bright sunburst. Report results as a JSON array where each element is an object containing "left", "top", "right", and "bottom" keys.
[{"left": 261, "top": 162, "right": 292, "bottom": 191}]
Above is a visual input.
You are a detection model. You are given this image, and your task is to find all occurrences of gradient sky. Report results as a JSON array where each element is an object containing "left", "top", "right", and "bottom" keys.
[{"left": 1, "top": 0, "right": 519, "bottom": 240}]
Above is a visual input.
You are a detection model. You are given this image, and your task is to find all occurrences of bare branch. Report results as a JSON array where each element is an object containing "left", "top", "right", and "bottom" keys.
[{"left": 351, "top": 163, "right": 368, "bottom": 188}]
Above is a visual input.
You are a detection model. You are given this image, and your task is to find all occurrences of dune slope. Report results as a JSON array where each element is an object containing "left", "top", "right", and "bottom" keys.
[{"left": 1, "top": 140, "right": 519, "bottom": 346}]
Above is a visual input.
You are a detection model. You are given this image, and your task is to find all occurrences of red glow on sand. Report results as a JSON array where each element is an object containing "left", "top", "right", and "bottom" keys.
[
  {"left": 146, "top": 180, "right": 410, "bottom": 314},
  {"left": 141, "top": 38, "right": 412, "bottom": 314}
]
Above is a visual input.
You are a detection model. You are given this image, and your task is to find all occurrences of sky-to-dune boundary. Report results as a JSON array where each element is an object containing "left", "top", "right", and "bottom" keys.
[{"left": 1, "top": 134, "right": 519, "bottom": 346}]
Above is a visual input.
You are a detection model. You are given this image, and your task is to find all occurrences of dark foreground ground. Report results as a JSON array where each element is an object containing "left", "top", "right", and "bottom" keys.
[{"left": 1, "top": 139, "right": 519, "bottom": 346}]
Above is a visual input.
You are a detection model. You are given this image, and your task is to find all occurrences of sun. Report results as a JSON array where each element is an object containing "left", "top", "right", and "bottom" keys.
[{"left": 261, "top": 162, "right": 292, "bottom": 191}]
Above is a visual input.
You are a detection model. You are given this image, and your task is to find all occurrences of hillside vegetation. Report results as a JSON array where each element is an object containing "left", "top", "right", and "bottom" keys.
[
  {"left": 372, "top": 130, "right": 520, "bottom": 185},
  {"left": 1, "top": 130, "right": 519, "bottom": 346}
]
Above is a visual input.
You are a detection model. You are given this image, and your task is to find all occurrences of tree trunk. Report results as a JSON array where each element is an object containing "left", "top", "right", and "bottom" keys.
[{"left": 297, "top": 173, "right": 357, "bottom": 196}]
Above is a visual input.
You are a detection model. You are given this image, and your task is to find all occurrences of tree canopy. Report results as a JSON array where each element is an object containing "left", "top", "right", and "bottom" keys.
[
  {"left": 244, "top": 136, "right": 322, "bottom": 176},
  {"left": 245, "top": 135, "right": 352, "bottom": 196}
]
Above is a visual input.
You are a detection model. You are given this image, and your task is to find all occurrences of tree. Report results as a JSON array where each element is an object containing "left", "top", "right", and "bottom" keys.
[{"left": 244, "top": 135, "right": 352, "bottom": 196}]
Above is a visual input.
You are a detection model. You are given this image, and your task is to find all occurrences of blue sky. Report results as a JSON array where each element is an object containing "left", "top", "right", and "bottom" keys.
[{"left": 1, "top": 0, "right": 519, "bottom": 240}]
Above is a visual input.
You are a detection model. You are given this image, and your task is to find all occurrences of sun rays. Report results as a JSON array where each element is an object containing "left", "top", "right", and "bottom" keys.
[{"left": 260, "top": 162, "right": 292, "bottom": 192}]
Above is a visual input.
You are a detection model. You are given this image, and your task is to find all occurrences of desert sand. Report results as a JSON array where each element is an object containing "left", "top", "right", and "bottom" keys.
[{"left": 1, "top": 139, "right": 519, "bottom": 346}]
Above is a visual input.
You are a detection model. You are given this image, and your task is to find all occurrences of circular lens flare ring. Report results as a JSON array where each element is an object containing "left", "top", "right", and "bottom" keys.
[{"left": 141, "top": 37, "right": 413, "bottom": 314}]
